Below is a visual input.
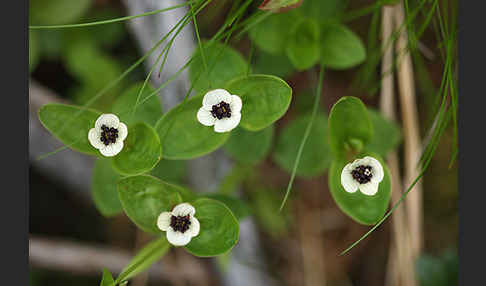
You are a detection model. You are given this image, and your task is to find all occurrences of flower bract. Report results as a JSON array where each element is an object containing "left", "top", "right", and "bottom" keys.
[
  {"left": 197, "top": 89, "right": 242, "bottom": 133},
  {"left": 340, "top": 156, "right": 384, "bottom": 196}
]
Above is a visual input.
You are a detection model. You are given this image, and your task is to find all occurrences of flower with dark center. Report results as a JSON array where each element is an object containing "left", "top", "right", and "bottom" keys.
[
  {"left": 210, "top": 101, "right": 232, "bottom": 119},
  {"left": 341, "top": 156, "right": 384, "bottom": 196},
  {"left": 197, "top": 89, "right": 242, "bottom": 133},
  {"left": 170, "top": 215, "right": 191, "bottom": 233},
  {"left": 100, "top": 125, "right": 119, "bottom": 146},
  {"left": 88, "top": 114, "right": 128, "bottom": 157},
  {"left": 157, "top": 203, "right": 200, "bottom": 246},
  {"left": 351, "top": 165, "right": 373, "bottom": 184}
]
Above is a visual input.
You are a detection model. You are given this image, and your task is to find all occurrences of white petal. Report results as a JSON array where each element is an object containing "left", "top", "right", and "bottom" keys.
[
  {"left": 188, "top": 216, "right": 200, "bottom": 237},
  {"left": 341, "top": 163, "right": 359, "bottom": 193},
  {"left": 157, "top": 212, "right": 172, "bottom": 231},
  {"left": 172, "top": 203, "right": 196, "bottom": 216},
  {"left": 366, "top": 156, "right": 384, "bottom": 183},
  {"left": 166, "top": 229, "right": 192, "bottom": 246},
  {"left": 88, "top": 128, "right": 104, "bottom": 149},
  {"left": 197, "top": 107, "right": 216, "bottom": 126},
  {"left": 202, "top": 89, "right": 232, "bottom": 108},
  {"left": 359, "top": 181, "right": 379, "bottom": 196},
  {"left": 117, "top": 122, "right": 128, "bottom": 141},
  {"left": 350, "top": 158, "right": 363, "bottom": 168},
  {"left": 111, "top": 141, "right": 124, "bottom": 155},
  {"left": 214, "top": 113, "right": 241, "bottom": 133},
  {"left": 230, "top": 94, "right": 242, "bottom": 113},
  {"left": 99, "top": 141, "right": 124, "bottom": 157},
  {"left": 95, "top": 113, "right": 120, "bottom": 130}
]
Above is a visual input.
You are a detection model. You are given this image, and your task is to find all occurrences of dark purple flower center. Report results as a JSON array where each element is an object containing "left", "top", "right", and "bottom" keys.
[
  {"left": 351, "top": 165, "right": 373, "bottom": 184},
  {"left": 170, "top": 215, "right": 191, "bottom": 233},
  {"left": 211, "top": 101, "right": 231, "bottom": 119},
  {"left": 100, "top": 124, "right": 119, "bottom": 146}
]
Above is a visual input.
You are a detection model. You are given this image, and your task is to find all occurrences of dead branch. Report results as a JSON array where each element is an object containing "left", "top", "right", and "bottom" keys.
[
  {"left": 394, "top": 2, "right": 424, "bottom": 259},
  {"left": 380, "top": 5, "right": 417, "bottom": 286},
  {"left": 29, "top": 235, "right": 169, "bottom": 282}
]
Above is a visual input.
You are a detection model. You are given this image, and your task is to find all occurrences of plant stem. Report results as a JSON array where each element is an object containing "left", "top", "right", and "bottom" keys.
[
  {"left": 279, "top": 66, "right": 325, "bottom": 211},
  {"left": 394, "top": 1, "right": 424, "bottom": 259}
]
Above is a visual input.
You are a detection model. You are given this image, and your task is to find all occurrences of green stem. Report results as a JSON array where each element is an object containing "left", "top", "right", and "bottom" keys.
[
  {"left": 29, "top": 2, "right": 189, "bottom": 29},
  {"left": 279, "top": 65, "right": 325, "bottom": 211}
]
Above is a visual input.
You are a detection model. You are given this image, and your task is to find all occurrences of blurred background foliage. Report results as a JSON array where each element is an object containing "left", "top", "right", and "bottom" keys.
[{"left": 29, "top": 0, "right": 457, "bottom": 285}]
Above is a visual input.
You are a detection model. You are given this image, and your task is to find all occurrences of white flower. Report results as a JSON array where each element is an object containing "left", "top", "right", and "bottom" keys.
[
  {"left": 157, "top": 202, "right": 200, "bottom": 246},
  {"left": 88, "top": 114, "right": 128, "bottom": 157},
  {"left": 197, "top": 89, "right": 242, "bottom": 133},
  {"left": 340, "top": 156, "right": 384, "bottom": 196}
]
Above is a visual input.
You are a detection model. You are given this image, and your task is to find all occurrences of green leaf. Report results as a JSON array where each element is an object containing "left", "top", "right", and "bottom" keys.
[
  {"left": 201, "top": 193, "right": 251, "bottom": 220},
  {"left": 64, "top": 38, "right": 123, "bottom": 90},
  {"left": 173, "top": 186, "right": 198, "bottom": 203},
  {"left": 217, "top": 165, "right": 254, "bottom": 195},
  {"left": 253, "top": 50, "right": 295, "bottom": 78},
  {"left": 328, "top": 153, "right": 391, "bottom": 225},
  {"left": 225, "top": 74, "right": 292, "bottom": 131},
  {"left": 249, "top": 188, "right": 290, "bottom": 237},
  {"left": 112, "top": 123, "right": 161, "bottom": 176},
  {"left": 223, "top": 126, "right": 274, "bottom": 165},
  {"left": 30, "top": 0, "right": 92, "bottom": 25},
  {"left": 69, "top": 85, "right": 117, "bottom": 114},
  {"left": 100, "top": 269, "right": 115, "bottom": 286},
  {"left": 273, "top": 112, "right": 333, "bottom": 177},
  {"left": 248, "top": 12, "right": 299, "bottom": 55},
  {"left": 293, "top": 90, "right": 317, "bottom": 113},
  {"left": 116, "top": 237, "right": 170, "bottom": 284},
  {"left": 37, "top": 30, "right": 66, "bottom": 59},
  {"left": 185, "top": 198, "right": 239, "bottom": 257},
  {"left": 416, "top": 250, "right": 458, "bottom": 286},
  {"left": 150, "top": 159, "right": 187, "bottom": 184},
  {"left": 328, "top": 96, "right": 373, "bottom": 156},
  {"left": 189, "top": 41, "right": 248, "bottom": 94},
  {"left": 63, "top": 37, "right": 123, "bottom": 110},
  {"left": 286, "top": 18, "right": 320, "bottom": 70},
  {"left": 155, "top": 94, "right": 230, "bottom": 160},
  {"left": 29, "top": 31, "right": 39, "bottom": 72},
  {"left": 38, "top": 103, "right": 101, "bottom": 155},
  {"left": 365, "top": 109, "right": 402, "bottom": 157},
  {"left": 118, "top": 175, "right": 182, "bottom": 233},
  {"left": 112, "top": 82, "right": 162, "bottom": 127},
  {"left": 83, "top": 8, "right": 126, "bottom": 49},
  {"left": 298, "top": 0, "right": 348, "bottom": 23},
  {"left": 320, "top": 24, "right": 366, "bottom": 70},
  {"left": 216, "top": 252, "right": 232, "bottom": 272},
  {"left": 91, "top": 158, "right": 123, "bottom": 217}
]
